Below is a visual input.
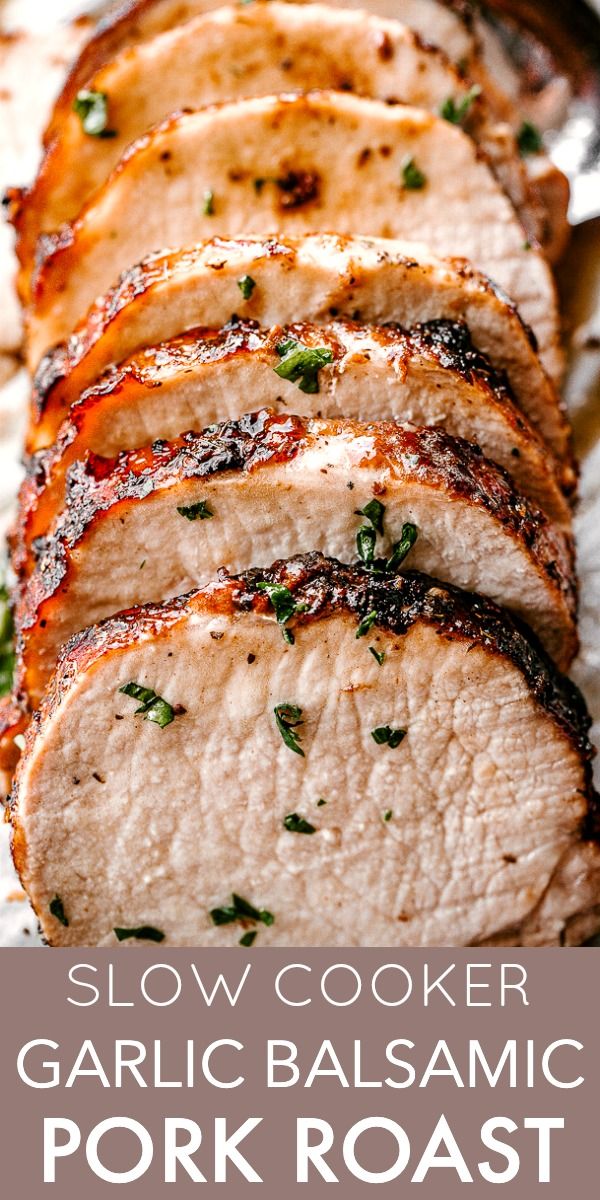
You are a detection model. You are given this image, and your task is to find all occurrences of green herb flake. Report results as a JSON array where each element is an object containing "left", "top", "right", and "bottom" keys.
[
  {"left": 401, "top": 155, "right": 427, "bottom": 190},
  {"left": 119, "top": 681, "right": 178, "bottom": 728},
  {"left": 316, "top": 797, "right": 327, "bottom": 807},
  {"left": 523, "top": 240, "right": 532, "bottom": 251},
  {"left": 274, "top": 702, "right": 305, "bottom": 756},
  {"left": 139, "top": 559, "right": 146, "bottom": 570},
  {"left": 237, "top": 274, "right": 256, "bottom": 300},
  {"left": 274, "top": 338, "right": 334, "bottom": 394},
  {"left": 49, "top": 895, "right": 69, "bottom": 927},
  {"left": 355, "top": 498, "right": 385, "bottom": 533},
  {"left": 371, "top": 725, "right": 407, "bottom": 749},
  {"left": 517, "top": 120, "right": 543, "bottom": 156},
  {"left": 114, "top": 926, "right": 165, "bottom": 942},
  {"left": 283, "top": 812, "right": 316, "bottom": 835},
  {"left": 440, "top": 84, "right": 481, "bottom": 125},
  {"left": 257, "top": 582, "right": 306, "bottom": 642},
  {"left": 386, "top": 522, "right": 418, "bottom": 572},
  {"left": 203, "top": 189, "right": 215, "bottom": 216},
  {"left": 72, "top": 90, "right": 115, "bottom": 137},
  {"left": 176, "top": 499, "right": 213, "bottom": 521},
  {"left": 210, "top": 894, "right": 274, "bottom": 930},
  {"left": 356, "top": 523, "right": 377, "bottom": 567},
  {"left": 383, "top": 809, "right": 393, "bottom": 822},
  {"left": 356, "top": 610, "right": 378, "bottom": 639},
  {"left": 0, "top": 584, "right": 15, "bottom": 697},
  {"left": 239, "top": 930, "right": 257, "bottom": 947},
  {"left": 369, "top": 646, "right": 385, "bottom": 666}
]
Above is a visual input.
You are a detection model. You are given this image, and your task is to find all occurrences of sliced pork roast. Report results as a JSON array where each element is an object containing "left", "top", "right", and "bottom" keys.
[
  {"left": 14, "top": 412, "right": 576, "bottom": 716},
  {"left": 30, "top": 235, "right": 570, "bottom": 466},
  {"left": 12, "top": 1, "right": 542, "bottom": 282},
  {"left": 27, "top": 93, "right": 561, "bottom": 380},
  {"left": 42, "top": 0, "right": 477, "bottom": 147},
  {"left": 11, "top": 553, "right": 599, "bottom": 948},
  {"left": 13, "top": 319, "right": 570, "bottom": 582}
]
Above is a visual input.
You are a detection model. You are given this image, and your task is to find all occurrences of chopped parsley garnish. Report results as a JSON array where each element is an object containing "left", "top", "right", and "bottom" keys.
[
  {"left": 257, "top": 582, "right": 307, "bottom": 643},
  {"left": 237, "top": 274, "right": 256, "bottom": 300},
  {"left": 317, "top": 797, "right": 327, "bottom": 807},
  {"left": 239, "top": 930, "right": 257, "bottom": 947},
  {"left": 114, "top": 926, "right": 165, "bottom": 942},
  {"left": 440, "top": 84, "right": 481, "bottom": 125},
  {"left": 49, "top": 895, "right": 69, "bottom": 927},
  {"left": 355, "top": 499, "right": 385, "bottom": 533},
  {"left": 283, "top": 812, "right": 316, "bottom": 834},
  {"left": 119, "top": 681, "right": 178, "bottom": 728},
  {"left": 401, "top": 156, "right": 427, "bottom": 190},
  {"left": 72, "top": 90, "right": 115, "bottom": 137},
  {"left": 386, "top": 522, "right": 418, "bottom": 571},
  {"left": 274, "top": 339, "right": 334, "bottom": 394},
  {"left": 356, "top": 610, "right": 378, "bottom": 639},
  {"left": 176, "top": 499, "right": 213, "bottom": 521},
  {"left": 274, "top": 703, "right": 305, "bottom": 756},
  {"left": 0, "top": 584, "right": 15, "bottom": 697},
  {"left": 383, "top": 809, "right": 393, "bottom": 822},
  {"left": 210, "top": 893, "right": 274, "bottom": 930},
  {"left": 369, "top": 646, "right": 385, "bottom": 666},
  {"left": 203, "top": 189, "right": 215, "bottom": 216},
  {"left": 356, "top": 523, "right": 377, "bottom": 567},
  {"left": 371, "top": 725, "right": 407, "bottom": 749},
  {"left": 517, "top": 120, "right": 543, "bottom": 156}
]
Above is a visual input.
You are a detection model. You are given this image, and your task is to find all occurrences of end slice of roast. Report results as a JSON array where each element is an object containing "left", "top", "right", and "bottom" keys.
[
  {"left": 13, "top": 318, "right": 570, "bottom": 583},
  {"left": 27, "top": 92, "right": 560, "bottom": 378},
  {"left": 29, "top": 234, "right": 569, "bottom": 462},
  {"left": 15, "top": 411, "right": 577, "bottom": 714},
  {"left": 11, "top": 552, "right": 598, "bottom": 948},
  {"left": 13, "top": 1, "right": 542, "bottom": 279}
]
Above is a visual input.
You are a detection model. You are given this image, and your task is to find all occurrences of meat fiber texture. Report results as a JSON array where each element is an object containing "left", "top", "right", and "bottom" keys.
[
  {"left": 25, "top": 94, "right": 562, "bottom": 378},
  {"left": 11, "top": 412, "right": 577, "bottom": 736},
  {"left": 28, "top": 234, "right": 570, "bottom": 462},
  {"left": 11, "top": 554, "right": 600, "bottom": 948},
  {"left": 11, "top": 1, "right": 542, "bottom": 278},
  {"left": 11, "top": 318, "right": 569, "bottom": 582}
]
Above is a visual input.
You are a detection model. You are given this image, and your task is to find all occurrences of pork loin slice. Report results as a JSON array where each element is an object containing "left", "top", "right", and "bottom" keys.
[
  {"left": 14, "top": 319, "right": 570, "bottom": 583},
  {"left": 13, "top": 1, "right": 541, "bottom": 281},
  {"left": 16, "top": 412, "right": 577, "bottom": 714},
  {"left": 30, "top": 236, "right": 570, "bottom": 463},
  {"left": 42, "top": 0, "right": 476, "bottom": 147},
  {"left": 28, "top": 93, "right": 561, "bottom": 380},
  {"left": 12, "top": 553, "right": 598, "bottom": 948}
]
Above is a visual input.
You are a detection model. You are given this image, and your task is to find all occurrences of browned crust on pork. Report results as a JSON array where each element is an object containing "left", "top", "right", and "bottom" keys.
[
  {"left": 16, "top": 411, "right": 577, "bottom": 692},
  {"left": 13, "top": 315, "right": 570, "bottom": 580},
  {"left": 28, "top": 235, "right": 567, "bottom": 457},
  {"left": 13, "top": 552, "right": 598, "bottom": 850}
]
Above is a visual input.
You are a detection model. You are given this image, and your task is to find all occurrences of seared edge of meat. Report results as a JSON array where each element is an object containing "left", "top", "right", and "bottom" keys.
[
  {"left": 9, "top": 0, "right": 542, "bottom": 280},
  {"left": 11, "top": 315, "right": 571, "bottom": 582},
  {"left": 11, "top": 551, "right": 598, "bottom": 839},
  {"left": 27, "top": 234, "right": 569, "bottom": 462},
  {"left": 38, "top": 0, "right": 478, "bottom": 150},
  {"left": 23, "top": 92, "right": 561, "bottom": 381},
  {"left": 19, "top": 409, "right": 577, "bottom": 636}
]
